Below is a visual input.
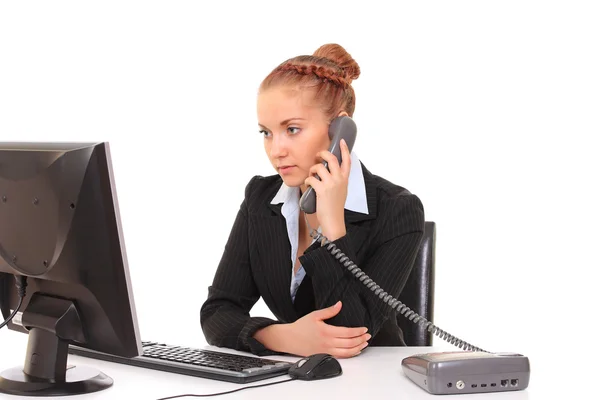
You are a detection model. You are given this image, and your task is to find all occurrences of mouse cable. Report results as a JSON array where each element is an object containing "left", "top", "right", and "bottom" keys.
[
  {"left": 155, "top": 377, "right": 295, "bottom": 399},
  {"left": 0, "top": 275, "right": 28, "bottom": 330},
  {"left": 304, "top": 214, "right": 488, "bottom": 353}
]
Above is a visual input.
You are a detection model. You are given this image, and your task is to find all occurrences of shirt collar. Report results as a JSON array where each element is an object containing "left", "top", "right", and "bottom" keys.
[{"left": 270, "top": 151, "right": 369, "bottom": 214}]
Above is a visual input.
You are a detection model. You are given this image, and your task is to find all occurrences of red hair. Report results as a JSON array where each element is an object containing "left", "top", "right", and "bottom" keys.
[{"left": 259, "top": 44, "right": 361, "bottom": 120}]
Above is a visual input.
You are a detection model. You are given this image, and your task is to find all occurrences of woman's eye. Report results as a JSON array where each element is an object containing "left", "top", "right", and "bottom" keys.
[
  {"left": 259, "top": 130, "right": 272, "bottom": 138},
  {"left": 287, "top": 127, "right": 300, "bottom": 135}
]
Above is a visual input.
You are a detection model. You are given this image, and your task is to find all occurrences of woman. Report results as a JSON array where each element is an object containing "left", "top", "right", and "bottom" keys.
[{"left": 200, "top": 43, "right": 425, "bottom": 359}]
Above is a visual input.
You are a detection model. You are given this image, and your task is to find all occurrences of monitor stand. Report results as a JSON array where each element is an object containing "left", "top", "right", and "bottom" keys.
[{"left": 0, "top": 294, "right": 113, "bottom": 396}]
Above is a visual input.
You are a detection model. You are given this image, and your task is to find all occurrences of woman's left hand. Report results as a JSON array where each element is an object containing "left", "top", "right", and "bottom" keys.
[{"left": 304, "top": 139, "right": 351, "bottom": 241}]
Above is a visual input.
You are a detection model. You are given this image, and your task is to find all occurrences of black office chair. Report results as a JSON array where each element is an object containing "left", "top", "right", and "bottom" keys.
[{"left": 397, "top": 221, "right": 436, "bottom": 346}]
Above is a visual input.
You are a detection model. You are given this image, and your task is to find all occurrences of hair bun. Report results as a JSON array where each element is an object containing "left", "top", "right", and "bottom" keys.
[{"left": 313, "top": 43, "right": 360, "bottom": 83}]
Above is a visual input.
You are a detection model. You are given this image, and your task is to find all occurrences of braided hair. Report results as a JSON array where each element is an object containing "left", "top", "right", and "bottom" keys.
[{"left": 259, "top": 44, "right": 360, "bottom": 120}]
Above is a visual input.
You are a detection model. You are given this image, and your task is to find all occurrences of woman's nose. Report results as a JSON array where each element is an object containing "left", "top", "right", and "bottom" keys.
[{"left": 270, "top": 133, "right": 288, "bottom": 158}]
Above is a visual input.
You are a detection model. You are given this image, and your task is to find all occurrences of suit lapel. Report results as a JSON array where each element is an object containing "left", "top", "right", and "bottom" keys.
[{"left": 336, "top": 163, "right": 378, "bottom": 254}]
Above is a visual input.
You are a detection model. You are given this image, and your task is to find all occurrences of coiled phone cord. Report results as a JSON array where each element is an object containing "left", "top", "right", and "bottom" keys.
[{"left": 305, "top": 216, "right": 488, "bottom": 353}]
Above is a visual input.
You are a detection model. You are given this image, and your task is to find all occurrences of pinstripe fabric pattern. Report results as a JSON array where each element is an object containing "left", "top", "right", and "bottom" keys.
[{"left": 200, "top": 163, "right": 425, "bottom": 356}]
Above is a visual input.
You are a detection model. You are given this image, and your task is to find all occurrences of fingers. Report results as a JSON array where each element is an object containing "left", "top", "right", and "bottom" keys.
[
  {"left": 308, "top": 163, "right": 331, "bottom": 183},
  {"left": 324, "top": 324, "right": 368, "bottom": 338},
  {"left": 330, "top": 333, "right": 371, "bottom": 349},
  {"left": 329, "top": 341, "right": 369, "bottom": 359},
  {"left": 306, "top": 302, "right": 371, "bottom": 358},
  {"left": 317, "top": 150, "right": 341, "bottom": 176},
  {"left": 308, "top": 141, "right": 351, "bottom": 187},
  {"left": 340, "top": 139, "right": 351, "bottom": 178},
  {"left": 312, "top": 301, "right": 342, "bottom": 321},
  {"left": 305, "top": 162, "right": 329, "bottom": 191},
  {"left": 304, "top": 175, "right": 324, "bottom": 193},
  {"left": 322, "top": 323, "right": 370, "bottom": 358},
  {"left": 315, "top": 144, "right": 350, "bottom": 180}
]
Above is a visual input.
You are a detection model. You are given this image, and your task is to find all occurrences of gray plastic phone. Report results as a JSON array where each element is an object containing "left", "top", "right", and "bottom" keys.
[
  {"left": 401, "top": 351, "right": 530, "bottom": 395},
  {"left": 299, "top": 116, "right": 357, "bottom": 214}
]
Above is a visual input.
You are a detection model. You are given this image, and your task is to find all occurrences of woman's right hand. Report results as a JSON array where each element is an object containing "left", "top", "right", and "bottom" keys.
[{"left": 286, "top": 301, "right": 371, "bottom": 358}]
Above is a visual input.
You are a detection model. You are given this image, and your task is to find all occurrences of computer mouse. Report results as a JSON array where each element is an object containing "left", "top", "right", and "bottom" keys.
[{"left": 288, "top": 353, "right": 342, "bottom": 381}]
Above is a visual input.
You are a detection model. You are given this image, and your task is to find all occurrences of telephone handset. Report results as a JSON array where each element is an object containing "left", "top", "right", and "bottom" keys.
[{"left": 299, "top": 116, "right": 357, "bottom": 214}]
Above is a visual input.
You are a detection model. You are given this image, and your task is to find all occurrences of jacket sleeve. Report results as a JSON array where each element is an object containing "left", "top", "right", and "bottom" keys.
[
  {"left": 298, "top": 193, "right": 425, "bottom": 339},
  {"left": 200, "top": 176, "right": 281, "bottom": 356}
]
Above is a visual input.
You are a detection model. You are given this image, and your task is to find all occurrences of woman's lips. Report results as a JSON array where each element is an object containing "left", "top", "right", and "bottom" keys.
[{"left": 278, "top": 166, "right": 296, "bottom": 174}]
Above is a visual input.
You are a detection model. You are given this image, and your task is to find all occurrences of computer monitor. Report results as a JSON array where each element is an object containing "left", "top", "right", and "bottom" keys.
[{"left": 0, "top": 141, "right": 142, "bottom": 396}]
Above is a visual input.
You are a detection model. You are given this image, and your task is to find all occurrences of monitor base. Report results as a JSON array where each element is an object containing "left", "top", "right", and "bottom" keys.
[
  {"left": 0, "top": 365, "right": 113, "bottom": 396},
  {"left": 0, "top": 294, "right": 113, "bottom": 396}
]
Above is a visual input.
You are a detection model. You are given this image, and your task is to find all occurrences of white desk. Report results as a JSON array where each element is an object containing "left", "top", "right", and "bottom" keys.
[{"left": 0, "top": 330, "right": 537, "bottom": 400}]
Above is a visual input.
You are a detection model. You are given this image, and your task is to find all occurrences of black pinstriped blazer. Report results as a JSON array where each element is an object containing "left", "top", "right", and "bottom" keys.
[{"left": 200, "top": 163, "right": 425, "bottom": 356}]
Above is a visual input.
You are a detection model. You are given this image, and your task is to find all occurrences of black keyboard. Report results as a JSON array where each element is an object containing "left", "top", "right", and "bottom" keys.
[{"left": 68, "top": 341, "right": 293, "bottom": 384}]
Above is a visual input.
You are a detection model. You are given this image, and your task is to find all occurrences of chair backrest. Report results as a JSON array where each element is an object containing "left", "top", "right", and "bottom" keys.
[{"left": 396, "top": 221, "right": 436, "bottom": 346}]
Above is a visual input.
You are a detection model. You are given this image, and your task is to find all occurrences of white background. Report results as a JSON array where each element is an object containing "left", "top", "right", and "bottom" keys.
[{"left": 1, "top": 0, "right": 599, "bottom": 396}]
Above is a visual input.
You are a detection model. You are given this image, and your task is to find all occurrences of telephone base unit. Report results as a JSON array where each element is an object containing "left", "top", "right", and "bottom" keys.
[{"left": 401, "top": 351, "right": 530, "bottom": 395}]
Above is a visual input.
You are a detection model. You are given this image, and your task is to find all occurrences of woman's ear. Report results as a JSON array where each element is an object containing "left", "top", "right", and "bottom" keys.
[{"left": 337, "top": 110, "right": 349, "bottom": 118}]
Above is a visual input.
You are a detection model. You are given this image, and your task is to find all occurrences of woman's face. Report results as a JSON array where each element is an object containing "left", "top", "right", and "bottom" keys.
[{"left": 257, "top": 86, "right": 332, "bottom": 189}]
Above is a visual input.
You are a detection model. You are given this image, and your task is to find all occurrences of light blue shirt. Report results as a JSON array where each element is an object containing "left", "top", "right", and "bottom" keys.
[{"left": 269, "top": 151, "right": 369, "bottom": 302}]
